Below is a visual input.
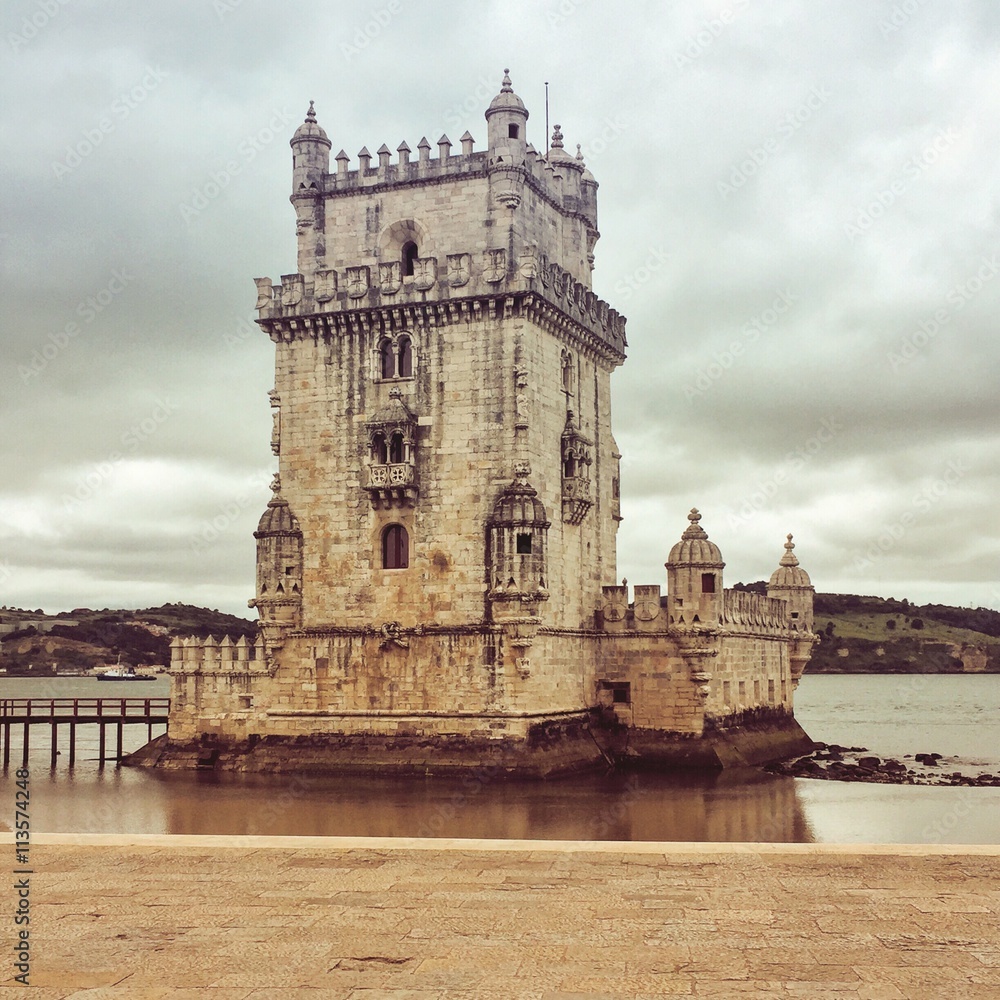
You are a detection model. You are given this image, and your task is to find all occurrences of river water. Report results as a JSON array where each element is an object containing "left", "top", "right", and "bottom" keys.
[{"left": 2, "top": 673, "right": 998, "bottom": 843}]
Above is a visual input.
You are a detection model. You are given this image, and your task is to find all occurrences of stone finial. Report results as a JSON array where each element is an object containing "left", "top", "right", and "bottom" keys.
[
  {"left": 501, "top": 68, "right": 513, "bottom": 93},
  {"left": 438, "top": 134, "right": 451, "bottom": 163},
  {"left": 358, "top": 146, "right": 371, "bottom": 171},
  {"left": 780, "top": 533, "right": 800, "bottom": 567},
  {"left": 681, "top": 508, "right": 709, "bottom": 540},
  {"left": 270, "top": 473, "right": 281, "bottom": 494},
  {"left": 335, "top": 148, "right": 349, "bottom": 177},
  {"left": 460, "top": 130, "right": 475, "bottom": 154},
  {"left": 305, "top": 100, "right": 317, "bottom": 124},
  {"left": 377, "top": 143, "right": 391, "bottom": 168},
  {"left": 551, "top": 124, "right": 564, "bottom": 149},
  {"left": 417, "top": 136, "right": 431, "bottom": 164},
  {"left": 397, "top": 140, "right": 411, "bottom": 166},
  {"left": 514, "top": 460, "right": 531, "bottom": 484},
  {"left": 576, "top": 143, "right": 584, "bottom": 162}
]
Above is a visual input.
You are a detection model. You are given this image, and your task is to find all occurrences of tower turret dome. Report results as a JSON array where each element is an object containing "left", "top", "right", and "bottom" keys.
[
  {"left": 768, "top": 534, "right": 812, "bottom": 589},
  {"left": 666, "top": 509, "right": 725, "bottom": 568}
]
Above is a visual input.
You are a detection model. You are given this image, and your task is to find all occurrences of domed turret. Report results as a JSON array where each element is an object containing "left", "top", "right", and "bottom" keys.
[
  {"left": 666, "top": 509, "right": 725, "bottom": 625},
  {"left": 486, "top": 69, "right": 529, "bottom": 209},
  {"left": 767, "top": 534, "right": 814, "bottom": 632},
  {"left": 486, "top": 464, "right": 550, "bottom": 612},
  {"left": 250, "top": 476, "right": 303, "bottom": 636},
  {"left": 290, "top": 101, "right": 331, "bottom": 193}
]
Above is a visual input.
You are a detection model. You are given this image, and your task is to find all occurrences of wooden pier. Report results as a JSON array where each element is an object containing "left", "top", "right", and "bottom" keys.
[{"left": 0, "top": 697, "right": 169, "bottom": 768}]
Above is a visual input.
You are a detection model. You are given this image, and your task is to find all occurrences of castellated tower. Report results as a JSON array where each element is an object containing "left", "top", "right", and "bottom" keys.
[{"left": 156, "top": 72, "right": 818, "bottom": 776}]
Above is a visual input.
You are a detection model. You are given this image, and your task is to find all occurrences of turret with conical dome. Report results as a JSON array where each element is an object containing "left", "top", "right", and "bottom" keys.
[
  {"left": 290, "top": 100, "right": 331, "bottom": 193},
  {"left": 767, "top": 534, "right": 815, "bottom": 633},
  {"left": 666, "top": 509, "right": 725, "bottom": 625}
]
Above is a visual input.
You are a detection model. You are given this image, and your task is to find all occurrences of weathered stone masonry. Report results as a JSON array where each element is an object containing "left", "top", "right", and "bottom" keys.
[{"left": 144, "top": 72, "right": 818, "bottom": 775}]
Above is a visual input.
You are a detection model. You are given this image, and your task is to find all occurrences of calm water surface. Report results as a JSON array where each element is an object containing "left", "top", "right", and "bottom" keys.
[{"left": 2, "top": 673, "right": 998, "bottom": 843}]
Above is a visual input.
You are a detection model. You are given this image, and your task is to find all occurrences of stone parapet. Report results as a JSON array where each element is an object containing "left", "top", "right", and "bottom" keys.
[
  {"left": 169, "top": 634, "right": 269, "bottom": 675},
  {"left": 254, "top": 250, "right": 627, "bottom": 363}
]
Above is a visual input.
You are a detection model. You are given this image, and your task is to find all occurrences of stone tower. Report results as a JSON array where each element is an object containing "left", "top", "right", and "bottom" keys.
[{"left": 253, "top": 70, "right": 625, "bottom": 647}]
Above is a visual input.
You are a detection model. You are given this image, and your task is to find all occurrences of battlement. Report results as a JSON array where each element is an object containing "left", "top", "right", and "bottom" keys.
[
  {"left": 169, "top": 634, "right": 268, "bottom": 675},
  {"left": 601, "top": 585, "right": 794, "bottom": 635},
  {"left": 298, "top": 135, "right": 593, "bottom": 212},
  {"left": 254, "top": 248, "right": 627, "bottom": 362}
]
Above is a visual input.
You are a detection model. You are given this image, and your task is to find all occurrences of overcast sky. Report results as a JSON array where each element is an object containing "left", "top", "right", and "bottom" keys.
[{"left": 2, "top": 0, "right": 998, "bottom": 618}]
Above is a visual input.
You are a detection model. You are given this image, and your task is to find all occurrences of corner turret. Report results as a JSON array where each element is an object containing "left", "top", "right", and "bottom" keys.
[
  {"left": 666, "top": 509, "right": 725, "bottom": 625},
  {"left": 767, "top": 534, "right": 815, "bottom": 633},
  {"left": 290, "top": 101, "right": 331, "bottom": 193},
  {"left": 486, "top": 69, "right": 529, "bottom": 209}
]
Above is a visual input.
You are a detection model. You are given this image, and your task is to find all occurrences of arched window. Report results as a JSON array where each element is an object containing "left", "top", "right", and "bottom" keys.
[
  {"left": 371, "top": 432, "right": 388, "bottom": 465},
  {"left": 401, "top": 241, "right": 418, "bottom": 277},
  {"left": 389, "top": 432, "right": 405, "bottom": 464},
  {"left": 397, "top": 336, "right": 412, "bottom": 378},
  {"left": 382, "top": 524, "right": 408, "bottom": 569},
  {"left": 379, "top": 338, "right": 394, "bottom": 379}
]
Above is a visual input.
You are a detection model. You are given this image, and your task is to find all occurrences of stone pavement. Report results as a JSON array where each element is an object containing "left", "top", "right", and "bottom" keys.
[{"left": 4, "top": 835, "right": 999, "bottom": 999}]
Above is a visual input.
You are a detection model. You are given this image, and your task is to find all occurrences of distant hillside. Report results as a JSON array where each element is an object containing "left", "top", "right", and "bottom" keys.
[
  {"left": 0, "top": 604, "right": 256, "bottom": 675},
  {"left": 732, "top": 584, "right": 1000, "bottom": 673}
]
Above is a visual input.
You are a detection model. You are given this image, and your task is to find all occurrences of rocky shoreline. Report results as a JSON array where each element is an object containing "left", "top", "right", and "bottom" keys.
[{"left": 767, "top": 742, "right": 1000, "bottom": 786}]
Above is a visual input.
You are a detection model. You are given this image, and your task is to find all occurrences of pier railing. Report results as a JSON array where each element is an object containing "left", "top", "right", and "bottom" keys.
[{"left": 0, "top": 697, "right": 170, "bottom": 769}]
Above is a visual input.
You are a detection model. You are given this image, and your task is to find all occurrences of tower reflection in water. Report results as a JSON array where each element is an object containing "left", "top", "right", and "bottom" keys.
[{"left": 143, "top": 768, "right": 814, "bottom": 843}]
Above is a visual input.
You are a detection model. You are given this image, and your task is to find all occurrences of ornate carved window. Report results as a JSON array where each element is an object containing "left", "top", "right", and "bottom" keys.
[
  {"left": 365, "top": 387, "right": 418, "bottom": 508},
  {"left": 382, "top": 524, "right": 409, "bottom": 569},
  {"left": 373, "top": 332, "right": 417, "bottom": 382},
  {"left": 561, "top": 413, "right": 593, "bottom": 525}
]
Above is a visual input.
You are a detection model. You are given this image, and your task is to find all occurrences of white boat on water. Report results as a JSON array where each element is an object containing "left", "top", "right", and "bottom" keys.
[{"left": 96, "top": 665, "right": 155, "bottom": 681}]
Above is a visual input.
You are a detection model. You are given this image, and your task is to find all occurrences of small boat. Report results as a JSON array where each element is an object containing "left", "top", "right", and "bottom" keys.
[{"left": 96, "top": 665, "right": 155, "bottom": 681}]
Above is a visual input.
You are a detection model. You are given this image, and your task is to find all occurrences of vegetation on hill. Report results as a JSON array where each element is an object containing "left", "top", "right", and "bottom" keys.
[
  {"left": 0, "top": 604, "right": 256, "bottom": 675},
  {"left": 730, "top": 584, "right": 1000, "bottom": 673}
]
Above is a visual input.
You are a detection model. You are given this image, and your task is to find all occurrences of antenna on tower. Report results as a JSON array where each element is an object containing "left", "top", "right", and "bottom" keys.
[{"left": 544, "top": 81, "right": 550, "bottom": 158}]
